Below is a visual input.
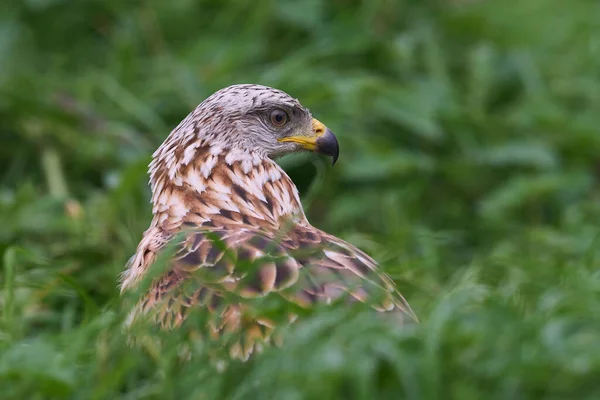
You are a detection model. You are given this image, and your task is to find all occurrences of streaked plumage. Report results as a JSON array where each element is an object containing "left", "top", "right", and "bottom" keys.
[{"left": 121, "top": 84, "right": 415, "bottom": 360}]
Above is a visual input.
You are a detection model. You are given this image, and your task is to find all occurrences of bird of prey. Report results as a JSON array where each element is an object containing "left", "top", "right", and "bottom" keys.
[{"left": 121, "top": 84, "right": 415, "bottom": 360}]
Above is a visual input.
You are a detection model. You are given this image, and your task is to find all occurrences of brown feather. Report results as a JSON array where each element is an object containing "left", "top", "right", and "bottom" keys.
[{"left": 122, "top": 85, "right": 416, "bottom": 361}]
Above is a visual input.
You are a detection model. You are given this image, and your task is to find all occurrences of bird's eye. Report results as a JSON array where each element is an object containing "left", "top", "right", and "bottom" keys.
[{"left": 269, "top": 109, "right": 288, "bottom": 127}]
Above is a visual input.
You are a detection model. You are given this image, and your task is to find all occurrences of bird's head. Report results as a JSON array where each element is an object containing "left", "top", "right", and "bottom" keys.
[{"left": 174, "top": 84, "right": 339, "bottom": 165}]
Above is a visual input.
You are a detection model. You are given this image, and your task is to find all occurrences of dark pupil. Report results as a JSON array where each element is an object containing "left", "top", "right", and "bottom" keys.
[{"left": 275, "top": 113, "right": 283, "bottom": 122}]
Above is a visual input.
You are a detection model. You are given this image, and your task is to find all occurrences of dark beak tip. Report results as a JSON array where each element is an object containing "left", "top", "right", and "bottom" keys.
[
  {"left": 332, "top": 149, "right": 339, "bottom": 166},
  {"left": 316, "top": 128, "right": 340, "bottom": 167}
]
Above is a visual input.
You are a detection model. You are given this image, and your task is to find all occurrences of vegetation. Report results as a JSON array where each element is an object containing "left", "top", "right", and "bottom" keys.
[{"left": 1, "top": 0, "right": 599, "bottom": 398}]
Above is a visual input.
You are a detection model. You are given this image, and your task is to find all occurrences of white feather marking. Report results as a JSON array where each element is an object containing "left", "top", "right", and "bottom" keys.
[
  {"left": 249, "top": 185, "right": 267, "bottom": 203},
  {"left": 239, "top": 200, "right": 259, "bottom": 217},
  {"left": 186, "top": 169, "right": 207, "bottom": 193},
  {"left": 241, "top": 159, "right": 252, "bottom": 174},
  {"left": 201, "top": 202, "right": 221, "bottom": 214},
  {"left": 292, "top": 186, "right": 301, "bottom": 201},
  {"left": 251, "top": 152, "right": 261, "bottom": 166},
  {"left": 153, "top": 179, "right": 164, "bottom": 198},
  {"left": 227, "top": 171, "right": 267, "bottom": 203},
  {"left": 268, "top": 166, "right": 282, "bottom": 181},
  {"left": 209, "top": 145, "right": 223, "bottom": 155},
  {"left": 172, "top": 175, "right": 183, "bottom": 186},
  {"left": 165, "top": 151, "right": 175, "bottom": 164},
  {"left": 201, "top": 155, "right": 217, "bottom": 179},
  {"left": 225, "top": 151, "right": 237, "bottom": 165},
  {"left": 267, "top": 183, "right": 284, "bottom": 211},
  {"left": 253, "top": 169, "right": 268, "bottom": 187},
  {"left": 279, "top": 183, "right": 291, "bottom": 210},
  {"left": 324, "top": 250, "right": 357, "bottom": 271},
  {"left": 151, "top": 146, "right": 162, "bottom": 159},
  {"left": 210, "top": 180, "right": 231, "bottom": 194},
  {"left": 157, "top": 192, "right": 170, "bottom": 207},
  {"left": 182, "top": 141, "right": 200, "bottom": 165},
  {"left": 221, "top": 202, "right": 241, "bottom": 213},
  {"left": 228, "top": 171, "right": 246, "bottom": 188},
  {"left": 324, "top": 250, "right": 342, "bottom": 259},
  {"left": 167, "top": 165, "right": 177, "bottom": 180},
  {"left": 212, "top": 191, "right": 234, "bottom": 203},
  {"left": 155, "top": 203, "right": 168, "bottom": 213},
  {"left": 169, "top": 201, "right": 189, "bottom": 218}
]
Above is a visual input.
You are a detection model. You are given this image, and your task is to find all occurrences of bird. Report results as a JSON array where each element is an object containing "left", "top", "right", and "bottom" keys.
[{"left": 121, "top": 84, "right": 416, "bottom": 360}]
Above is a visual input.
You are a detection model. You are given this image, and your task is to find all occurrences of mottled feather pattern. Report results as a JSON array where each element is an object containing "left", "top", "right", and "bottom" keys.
[
  {"left": 122, "top": 84, "right": 415, "bottom": 361},
  {"left": 128, "top": 224, "right": 414, "bottom": 360}
]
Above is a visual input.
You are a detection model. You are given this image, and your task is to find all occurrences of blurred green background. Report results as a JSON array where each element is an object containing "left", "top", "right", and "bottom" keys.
[{"left": 1, "top": 0, "right": 600, "bottom": 398}]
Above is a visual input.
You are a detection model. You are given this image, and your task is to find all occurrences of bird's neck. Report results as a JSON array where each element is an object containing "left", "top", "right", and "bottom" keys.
[{"left": 148, "top": 145, "right": 306, "bottom": 231}]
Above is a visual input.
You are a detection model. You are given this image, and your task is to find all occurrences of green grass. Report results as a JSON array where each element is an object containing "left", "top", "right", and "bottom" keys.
[{"left": 1, "top": 0, "right": 600, "bottom": 398}]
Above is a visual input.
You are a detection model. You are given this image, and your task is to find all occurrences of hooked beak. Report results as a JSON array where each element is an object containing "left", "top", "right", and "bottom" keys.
[{"left": 278, "top": 118, "right": 340, "bottom": 165}]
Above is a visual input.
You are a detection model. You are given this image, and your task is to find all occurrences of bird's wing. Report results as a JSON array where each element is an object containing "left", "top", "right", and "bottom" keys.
[
  {"left": 129, "top": 221, "right": 415, "bottom": 359},
  {"left": 280, "top": 223, "right": 416, "bottom": 320},
  {"left": 132, "top": 225, "right": 301, "bottom": 324}
]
